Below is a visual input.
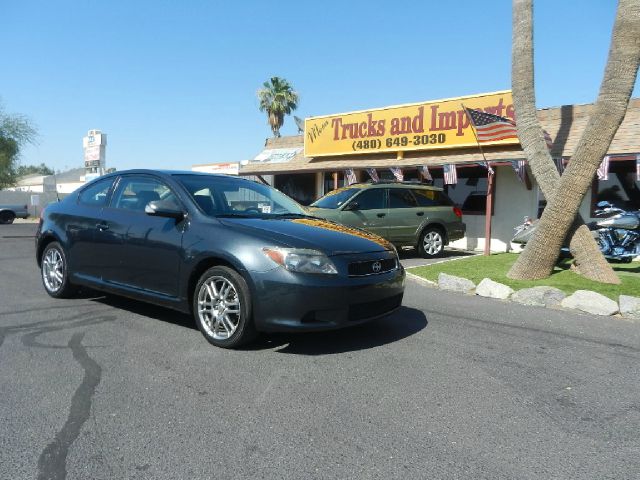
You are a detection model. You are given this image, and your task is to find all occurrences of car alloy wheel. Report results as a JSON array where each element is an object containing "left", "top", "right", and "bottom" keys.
[
  {"left": 193, "top": 266, "right": 256, "bottom": 348},
  {"left": 419, "top": 228, "right": 444, "bottom": 258},
  {"left": 40, "top": 242, "right": 76, "bottom": 298}
]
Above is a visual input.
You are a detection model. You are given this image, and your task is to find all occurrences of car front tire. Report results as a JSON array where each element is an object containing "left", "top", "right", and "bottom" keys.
[
  {"left": 193, "top": 266, "right": 256, "bottom": 348},
  {"left": 41, "top": 242, "right": 77, "bottom": 298},
  {"left": 418, "top": 227, "right": 445, "bottom": 258}
]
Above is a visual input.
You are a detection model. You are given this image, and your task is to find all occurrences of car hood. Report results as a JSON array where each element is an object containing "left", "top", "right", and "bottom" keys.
[{"left": 218, "top": 216, "right": 393, "bottom": 255}]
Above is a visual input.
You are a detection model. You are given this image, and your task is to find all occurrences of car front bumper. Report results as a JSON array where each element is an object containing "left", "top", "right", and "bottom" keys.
[{"left": 248, "top": 265, "right": 406, "bottom": 332}]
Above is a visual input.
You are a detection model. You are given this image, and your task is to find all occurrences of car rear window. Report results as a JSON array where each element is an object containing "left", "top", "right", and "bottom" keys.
[{"left": 412, "top": 189, "right": 452, "bottom": 207}]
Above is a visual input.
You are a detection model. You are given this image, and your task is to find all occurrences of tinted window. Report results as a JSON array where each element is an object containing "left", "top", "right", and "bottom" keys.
[
  {"left": 311, "top": 188, "right": 360, "bottom": 209},
  {"left": 388, "top": 189, "right": 418, "bottom": 208},
  {"left": 111, "top": 176, "right": 176, "bottom": 212},
  {"left": 350, "top": 189, "right": 386, "bottom": 210},
  {"left": 412, "top": 188, "right": 452, "bottom": 207},
  {"left": 78, "top": 178, "right": 114, "bottom": 207}
]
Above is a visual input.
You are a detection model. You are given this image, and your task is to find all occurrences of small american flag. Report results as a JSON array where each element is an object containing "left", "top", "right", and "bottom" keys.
[
  {"left": 555, "top": 157, "right": 565, "bottom": 174},
  {"left": 636, "top": 154, "right": 640, "bottom": 181},
  {"left": 511, "top": 160, "right": 527, "bottom": 183},
  {"left": 418, "top": 165, "right": 432, "bottom": 181},
  {"left": 597, "top": 156, "right": 610, "bottom": 181},
  {"left": 366, "top": 168, "right": 379, "bottom": 182},
  {"left": 465, "top": 107, "right": 518, "bottom": 143},
  {"left": 345, "top": 168, "right": 357, "bottom": 185},
  {"left": 444, "top": 164, "right": 457, "bottom": 185},
  {"left": 389, "top": 167, "right": 403, "bottom": 182}
]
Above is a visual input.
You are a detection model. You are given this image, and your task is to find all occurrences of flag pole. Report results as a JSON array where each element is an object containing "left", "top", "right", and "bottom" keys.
[{"left": 462, "top": 104, "right": 494, "bottom": 256}]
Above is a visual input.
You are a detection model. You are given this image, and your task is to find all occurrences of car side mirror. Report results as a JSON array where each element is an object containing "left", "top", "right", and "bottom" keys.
[
  {"left": 343, "top": 202, "right": 359, "bottom": 211},
  {"left": 145, "top": 200, "right": 185, "bottom": 220}
]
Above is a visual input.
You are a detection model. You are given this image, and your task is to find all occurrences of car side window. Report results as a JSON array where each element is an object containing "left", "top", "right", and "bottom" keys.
[
  {"left": 388, "top": 189, "right": 418, "bottom": 208},
  {"left": 111, "top": 176, "right": 175, "bottom": 212},
  {"left": 78, "top": 178, "right": 114, "bottom": 207},
  {"left": 349, "top": 189, "right": 386, "bottom": 210},
  {"left": 412, "top": 189, "right": 440, "bottom": 207}
]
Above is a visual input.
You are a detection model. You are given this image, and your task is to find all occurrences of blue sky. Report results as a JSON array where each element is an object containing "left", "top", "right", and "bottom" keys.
[{"left": 2, "top": 1, "right": 637, "bottom": 173}]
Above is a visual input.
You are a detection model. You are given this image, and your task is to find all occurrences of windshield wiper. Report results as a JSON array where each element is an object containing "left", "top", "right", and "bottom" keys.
[
  {"left": 215, "top": 213, "right": 254, "bottom": 218},
  {"left": 272, "top": 213, "right": 322, "bottom": 220}
]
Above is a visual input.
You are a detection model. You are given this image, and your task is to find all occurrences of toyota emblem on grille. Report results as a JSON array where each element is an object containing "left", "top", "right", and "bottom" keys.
[{"left": 372, "top": 261, "right": 382, "bottom": 273}]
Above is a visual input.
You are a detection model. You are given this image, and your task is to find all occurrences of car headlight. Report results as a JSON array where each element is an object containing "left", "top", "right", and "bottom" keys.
[{"left": 263, "top": 247, "right": 338, "bottom": 274}]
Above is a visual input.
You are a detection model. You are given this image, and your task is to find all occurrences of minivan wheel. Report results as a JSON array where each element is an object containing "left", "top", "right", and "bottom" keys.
[
  {"left": 418, "top": 227, "right": 444, "bottom": 258},
  {"left": 41, "top": 242, "right": 77, "bottom": 298},
  {"left": 193, "top": 266, "right": 256, "bottom": 348},
  {"left": 0, "top": 211, "right": 15, "bottom": 224}
]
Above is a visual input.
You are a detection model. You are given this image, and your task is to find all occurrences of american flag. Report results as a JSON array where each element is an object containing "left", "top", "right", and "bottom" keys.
[
  {"left": 366, "top": 168, "right": 379, "bottom": 182},
  {"left": 465, "top": 107, "right": 518, "bottom": 143},
  {"left": 597, "top": 156, "right": 610, "bottom": 181},
  {"left": 345, "top": 168, "right": 357, "bottom": 185},
  {"left": 555, "top": 157, "right": 565, "bottom": 174},
  {"left": 418, "top": 165, "right": 432, "bottom": 181},
  {"left": 389, "top": 167, "right": 404, "bottom": 182},
  {"left": 477, "top": 161, "right": 495, "bottom": 175},
  {"left": 444, "top": 164, "right": 457, "bottom": 185},
  {"left": 511, "top": 160, "right": 527, "bottom": 183},
  {"left": 637, "top": 154, "right": 640, "bottom": 181}
]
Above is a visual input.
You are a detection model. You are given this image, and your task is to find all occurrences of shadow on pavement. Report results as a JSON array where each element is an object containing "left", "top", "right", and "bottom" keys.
[
  {"left": 245, "top": 306, "right": 428, "bottom": 355},
  {"left": 87, "top": 293, "right": 427, "bottom": 354}
]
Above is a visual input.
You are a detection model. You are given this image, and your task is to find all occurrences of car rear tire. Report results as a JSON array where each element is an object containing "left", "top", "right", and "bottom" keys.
[
  {"left": 41, "top": 242, "right": 77, "bottom": 298},
  {"left": 193, "top": 266, "right": 256, "bottom": 348},
  {"left": 0, "top": 211, "right": 16, "bottom": 224},
  {"left": 418, "top": 227, "right": 445, "bottom": 258}
]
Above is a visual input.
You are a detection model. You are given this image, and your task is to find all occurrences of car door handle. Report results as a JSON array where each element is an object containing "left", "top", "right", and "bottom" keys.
[
  {"left": 416, "top": 212, "right": 425, "bottom": 216},
  {"left": 96, "top": 223, "right": 109, "bottom": 231},
  {"left": 377, "top": 213, "right": 386, "bottom": 218}
]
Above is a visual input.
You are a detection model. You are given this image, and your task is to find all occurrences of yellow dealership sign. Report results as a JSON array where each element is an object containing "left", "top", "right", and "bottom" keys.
[{"left": 304, "top": 91, "right": 518, "bottom": 157}]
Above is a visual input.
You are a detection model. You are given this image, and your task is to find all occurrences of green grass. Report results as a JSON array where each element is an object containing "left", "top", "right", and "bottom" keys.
[{"left": 409, "top": 253, "right": 640, "bottom": 300}]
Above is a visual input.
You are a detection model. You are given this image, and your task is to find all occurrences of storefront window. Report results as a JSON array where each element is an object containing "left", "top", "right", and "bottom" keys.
[
  {"left": 592, "top": 159, "right": 640, "bottom": 214},
  {"left": 274, "top": 173, "right": 316, "bottom": 206},
  {"left": 431, "top": 166, "right": 492, "bottom": 215}
]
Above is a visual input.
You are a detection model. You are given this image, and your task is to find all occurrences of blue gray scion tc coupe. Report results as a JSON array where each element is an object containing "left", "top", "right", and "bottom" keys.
[{"left": 36, "top": 170, "right": 405, "bottom": 348}]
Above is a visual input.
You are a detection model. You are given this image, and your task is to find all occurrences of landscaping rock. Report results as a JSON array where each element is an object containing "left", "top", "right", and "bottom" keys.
[
  {"left": 475, "top": 278, "right": 514, "bottom": 300},
  {"left": 511, "top": 286, "right": 566, "bottom": 307},
  {"left": 438, "top": 273, "right": 475, "bottom": 294},
  {"left": 560, "top": 290, "right": 619, "bottom": 316},
  {"left": 619, "top": 295, "right": 640, "bottom": 319}
]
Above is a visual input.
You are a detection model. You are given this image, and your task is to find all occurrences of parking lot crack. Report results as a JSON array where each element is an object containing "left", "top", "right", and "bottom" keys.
[{"left": 36, "top": 332, "right": 102, "bottom": 480}]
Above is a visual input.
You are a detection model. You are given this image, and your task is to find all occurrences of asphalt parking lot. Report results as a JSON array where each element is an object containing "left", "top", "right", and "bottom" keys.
[{"left": 2, "top": 223, "right": 639, "bottom": 480}]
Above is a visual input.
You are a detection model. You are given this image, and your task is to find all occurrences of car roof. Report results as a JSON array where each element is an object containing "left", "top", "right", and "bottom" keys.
[
  {"left": 349, "top": 181, "right": 443, "bottom": 192},
  {"left": 95, "top": 169, "right": 253, "bottom": 182}
]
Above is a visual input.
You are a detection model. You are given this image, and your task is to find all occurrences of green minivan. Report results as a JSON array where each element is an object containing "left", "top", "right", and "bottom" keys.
[{"left": 307, "top": 182, "right": 465, "bottom": 258}]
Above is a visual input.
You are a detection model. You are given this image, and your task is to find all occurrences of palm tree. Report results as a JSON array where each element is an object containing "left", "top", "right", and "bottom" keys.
[
  {"left": 507, "top": 0, "right": 620, "bottom": 284},
  {"left": 257, "top": 77, "right": 299, "bottom": 137},
  {"left": 508, "top": 0, "right": 640, "bottom": 282}
]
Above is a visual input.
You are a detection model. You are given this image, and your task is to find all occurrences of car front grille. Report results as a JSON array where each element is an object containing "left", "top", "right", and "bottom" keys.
[
  {"left": 348, "top": 258, "right": 397, "bottom": 277},
  {"left": 348, "top": 294, "right": 403, "bottom": 322}
]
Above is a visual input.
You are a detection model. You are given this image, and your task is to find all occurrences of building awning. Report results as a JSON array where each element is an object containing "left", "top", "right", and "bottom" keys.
[{"left": 240, "top": 98, "right": 640, "bottom": 176}]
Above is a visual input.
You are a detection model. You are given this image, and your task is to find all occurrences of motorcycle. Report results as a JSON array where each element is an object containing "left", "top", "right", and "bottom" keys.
[{"left": 512, "top": 201, "right": 640, "bottom": 263}]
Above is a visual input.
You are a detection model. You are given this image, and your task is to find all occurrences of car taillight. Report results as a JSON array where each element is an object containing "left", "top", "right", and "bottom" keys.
[{"left": 453, "top": 207, "right": 463, "bottom": 218}]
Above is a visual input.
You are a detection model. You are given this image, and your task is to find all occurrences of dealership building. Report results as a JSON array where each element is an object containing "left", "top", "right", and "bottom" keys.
[{"left": 234, "top": 91, "right": 640, "bottom": 253}]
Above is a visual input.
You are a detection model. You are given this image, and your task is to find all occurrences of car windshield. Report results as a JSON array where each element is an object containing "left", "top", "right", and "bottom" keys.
[
  {"left": 310, "top": 187, "right": 361, "bottom": 209},
  {"left": 174, "top": 174, "right": 307, "bottom": 218}
]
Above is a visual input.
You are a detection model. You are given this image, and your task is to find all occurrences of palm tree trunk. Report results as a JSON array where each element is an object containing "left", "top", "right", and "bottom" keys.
[
  {"left": 508, "top": 0, "right": 620, "bottom": 284},
  {"left": 508, "top": 0, "right": 640, "bottom": 281}
]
